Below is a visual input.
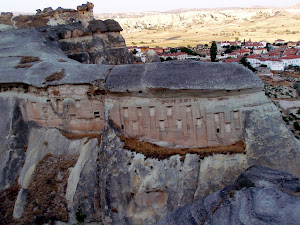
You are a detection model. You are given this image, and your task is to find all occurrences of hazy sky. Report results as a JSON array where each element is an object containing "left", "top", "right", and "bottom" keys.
[{"left": 1, "top": 0, "right": 300, "bottom": 13}]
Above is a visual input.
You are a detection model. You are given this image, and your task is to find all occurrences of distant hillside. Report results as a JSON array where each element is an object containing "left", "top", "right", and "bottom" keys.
[{"left": 95, "top": 8, "right": 300, "bottom": 47}]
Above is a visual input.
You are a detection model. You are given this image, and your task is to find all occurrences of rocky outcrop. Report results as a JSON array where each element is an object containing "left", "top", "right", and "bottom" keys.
[
  {"left": 1, "top": 3, "right": 94, "bottom": 29},
  {"left": 39, "top": 20, "right": 132, "bottom": 64},
  {"left": 0, "top": 27, "right": 299, "bottom": 224},
  {"left": 0, "top": 3, "right": 133, "bottom": 65},
  {"left": 157, "top": 166, "right": 300, "bottom": 225}
]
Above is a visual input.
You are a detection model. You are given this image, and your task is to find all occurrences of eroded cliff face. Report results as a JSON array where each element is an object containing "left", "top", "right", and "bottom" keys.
[
  {"left": 0, "top": 28, "right": 299, "bottom": 224},
  {"left": 0, "top": 93, "right": 298, "bottom": 224}
]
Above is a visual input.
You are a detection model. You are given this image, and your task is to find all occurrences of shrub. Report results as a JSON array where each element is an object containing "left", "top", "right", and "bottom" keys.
[
  {"left": 75, "top": 207, "right": 86, "bottom": 223},
  {"left": 293, "top": 122, "right": 300, "bottom": 131}
]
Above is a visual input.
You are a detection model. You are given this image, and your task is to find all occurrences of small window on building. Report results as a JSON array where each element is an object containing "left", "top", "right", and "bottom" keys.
[
  {"left": 216, "top": 128, "right": 220, "bottom": 133},
  {"left": 121, "top": 125, "right": 124, "bottom": 130}
]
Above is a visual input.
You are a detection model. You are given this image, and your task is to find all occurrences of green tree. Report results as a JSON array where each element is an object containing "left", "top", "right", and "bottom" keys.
[
  {"left": 210, "top": 41, "right": 217, "bottom": 62},
  {"left": 240, "top": 57, "right": 256, "bottom": 72},
  {"left": 170, "top": 48, "right": 177, "bottom": 53},
  {"left": 131, "top": 49, "right": 138, "bottom": 55}
]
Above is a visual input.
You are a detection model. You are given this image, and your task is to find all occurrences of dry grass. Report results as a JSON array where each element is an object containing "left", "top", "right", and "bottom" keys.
[
  {"left": 119, "top": 135, "right": 246, "bottom": 160},
  {"left": 44, "top": 69, "right": 65, "bottom": 83},
  {"left": 19, "top": 56, "right": 40, "bottom": 64},
  {"left": 61, "top": 131, "right": 101, "bottom": 146},
  {"left": 57, "top": 59, "right": 67, "bottom": 62},
  {"left": 0, "top": 181, "right": 20, "bottom": 224},
  {"left": 260, "top": 76, "right": 293, "bottom": 87},
  {"left": 14, "top": 56, "right": 41, "bottom": 69},
  {"left": 18, "top": 153, "right": 78, "bottom": 225},
  {"left": 14, "top": 63, "right": 33, "bottom": 69},
  {"left": 114, "top": 9, "right": 300, "bottom": 47}
]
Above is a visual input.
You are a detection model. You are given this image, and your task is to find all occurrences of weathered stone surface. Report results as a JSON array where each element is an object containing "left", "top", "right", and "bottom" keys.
[
  {"left": 105, "top": 61, "right": 264, "bottom": 94},
  {"left": 103, "top": 19, "right": 123, "bottom": 32},
  {"left": 0, "top": 29, "right": 110, "bottom": 87},
  {"left": 88, "top": 20, "right": 109, "bottom": 33},
  {"left": 96, "top": 124, "right": 201, "bottom": 224},
  {"left": 0, "top": 97, "right": 27, "bottom": 191},
  {"left": 157, "top": 166, "right": 300, "bottom": 225}
]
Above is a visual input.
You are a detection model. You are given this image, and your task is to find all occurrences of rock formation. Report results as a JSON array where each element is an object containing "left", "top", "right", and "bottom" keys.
[
  {"left": 0, "top": 3, "right": 133, "bottom": 65},
  {"left": 145, "top": 49, "right": 161, "bottom": 63},
  {"left": 0, "top": 27, "right": 299, "bottom": 224},
  {"left": 157, "top": 166, "right": 300, "bottom": 225}
]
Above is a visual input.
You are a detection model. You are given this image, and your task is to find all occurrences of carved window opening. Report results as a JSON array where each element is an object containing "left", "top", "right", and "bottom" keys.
[
  {"left": 196, "top": 118, "right": 203, "bottom": 127},
  {"left": 56, "top": 99, "right": 62, "bottom": 112},
  {"left": 121, "top": 125, "right": 124, "bottom": 130},
  {"left": 167, "top": 106, "right": 173, "bottom": 116},
  {"left": 94, "top": 111, "right": 100, "bottom": 118},
  {"left": 214, "top": 113, "right": 219, "bottom": 123},
  {"left": 225, "top": 124, "right": 231, "bottom": 133},
  {"left": 159, "top": 120, "right": 165, "bottom": 131},
  {"left": 137, "top": 107, "right": 142, "bottom": 117},
  {"left": 149, "top": 107, "right": 155, "bottom": 117},
  {"left": 133, "top": 121, "right": 138, "bottom": 131},
  {"left": 123, "top": 107, "right": 129, "bottom": 118},
  {"left": 216, "top": 128, "right": 220, "bottom": 133},
  {"left": 234, "top": 111, "right": 239, "bottom": 119},
  {"left": 186, "top": 105, "right": 192, "bottom": 112},
  {"left": 177, "top": 120, "right": 182, "bottom": 130}
]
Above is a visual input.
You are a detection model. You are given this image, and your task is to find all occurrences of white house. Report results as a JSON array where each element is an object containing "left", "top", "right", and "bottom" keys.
[
  {"left": 247, "top": 57, "right": 285, "bottom": 71},
  {"left": 280, "top": 56, "right": 300, "bottom": 67}
]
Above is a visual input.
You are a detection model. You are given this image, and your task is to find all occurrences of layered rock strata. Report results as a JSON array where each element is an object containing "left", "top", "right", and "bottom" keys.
[{"left": 0, "top": 28, "right": 299, "bottom": 224}]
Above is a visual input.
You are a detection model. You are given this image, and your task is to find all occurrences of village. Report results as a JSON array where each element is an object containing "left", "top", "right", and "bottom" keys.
[
  {"left": 128, "top": 39, "right": 300, "bottom": 69},
  {"left": 128, "top": 39, "right": 300, "bottom": 140}
]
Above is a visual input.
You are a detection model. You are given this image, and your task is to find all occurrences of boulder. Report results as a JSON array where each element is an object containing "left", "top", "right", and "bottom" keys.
[
  {"left": 157, "top": 166, "right": 300, "bottom": 225},
  {"left": 145, "top": 49, "right": 161, "bottom": 63}
]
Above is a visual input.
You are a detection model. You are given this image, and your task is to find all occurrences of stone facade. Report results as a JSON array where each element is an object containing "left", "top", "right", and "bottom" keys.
[{"left": 0, "top": 82, "right": 267, "bottom": 148}]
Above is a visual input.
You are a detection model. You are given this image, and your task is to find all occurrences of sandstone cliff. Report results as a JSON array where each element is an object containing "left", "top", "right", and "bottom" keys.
[{"left": 0, "top": 28, "right": 299, "bottom": 225}]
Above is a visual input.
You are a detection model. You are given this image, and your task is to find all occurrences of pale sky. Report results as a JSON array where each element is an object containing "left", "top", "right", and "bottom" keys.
[{"left": 1, "top": 0, "right": 300, "bottom": 13}]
